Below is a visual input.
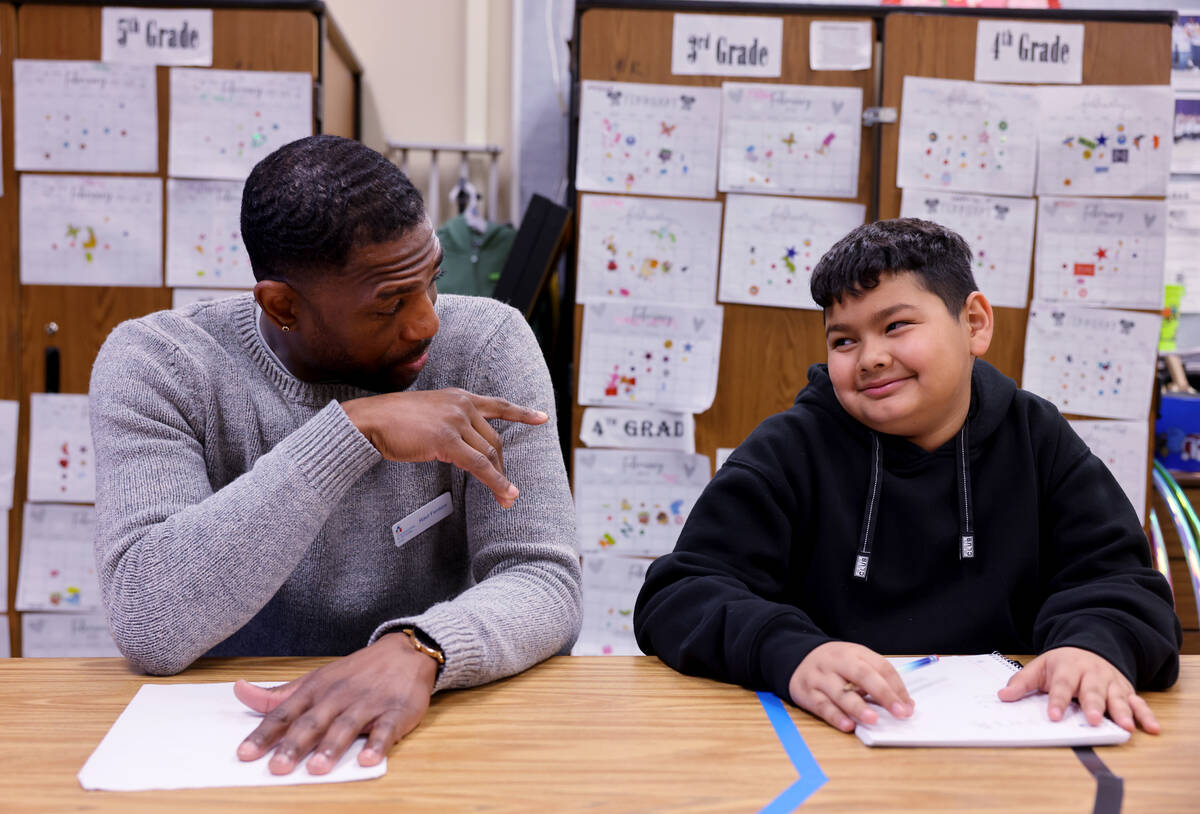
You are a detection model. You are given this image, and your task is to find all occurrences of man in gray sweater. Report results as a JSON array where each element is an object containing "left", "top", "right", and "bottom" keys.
[{"left": 89, "top": 135, "right": 581, "bottom": 776}]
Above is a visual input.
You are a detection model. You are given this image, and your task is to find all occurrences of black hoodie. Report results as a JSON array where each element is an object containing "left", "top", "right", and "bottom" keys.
[{"left": 634, "top": 360, "right": 1181, "bottom": 703}]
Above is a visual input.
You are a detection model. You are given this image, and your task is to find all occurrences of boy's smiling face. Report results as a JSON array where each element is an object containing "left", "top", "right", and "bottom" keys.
[{"left": 824, "top": 271, "right": 993, "bottom": 451}]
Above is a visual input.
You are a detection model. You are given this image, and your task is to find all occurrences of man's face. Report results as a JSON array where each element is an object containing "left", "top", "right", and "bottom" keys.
[
  {"left": 824, "top": 272, "right": 984, "bottom": 452},
  {"left": 290, "top": 220, "right": 443, "bottom": 393}
]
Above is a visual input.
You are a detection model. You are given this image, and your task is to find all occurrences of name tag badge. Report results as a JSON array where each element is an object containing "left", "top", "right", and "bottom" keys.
[{"left": 392, "top": 492, "right": 453, "bottom": 547}]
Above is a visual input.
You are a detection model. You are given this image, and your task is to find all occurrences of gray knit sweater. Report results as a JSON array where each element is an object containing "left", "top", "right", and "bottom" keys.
[{"left": 89, "top": 293, "right": 581, "bottom": 689}]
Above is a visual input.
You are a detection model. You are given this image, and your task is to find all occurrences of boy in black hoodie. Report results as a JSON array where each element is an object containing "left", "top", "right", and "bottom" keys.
[{"left": 634, "top": 218, "right": 1181, "bottom": 735}]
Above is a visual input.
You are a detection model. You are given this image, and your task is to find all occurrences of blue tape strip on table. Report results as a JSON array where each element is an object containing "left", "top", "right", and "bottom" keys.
[{"left": 756, "top": 691, "right": 828, "bottom": 812}]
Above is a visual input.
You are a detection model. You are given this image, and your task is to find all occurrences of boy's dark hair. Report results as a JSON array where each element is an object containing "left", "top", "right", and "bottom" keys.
[
  {"left": 241, "top": 134, "right": 426, "bottom": 283},
  {"left": 810, "top": 218, "right": 978, "bottom": 315}
]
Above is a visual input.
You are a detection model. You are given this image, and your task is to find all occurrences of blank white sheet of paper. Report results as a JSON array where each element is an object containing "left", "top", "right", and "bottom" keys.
[
  {"left": 576, "top": 194, "right": 722, "bottom": 305},
  {"left": 719, "top": 82, "right": 862, "bottom": 199},
  {"left": 78, "top": 682, "right": 387, "bottom": 791},
  {"left": 27, "top": 393, "right": 94, "bottom": 503},
  {"left": 21, "top": 611, "right": 119, "bottom": 657},
  {"left": 576, "top": 80, "right": 721, "bottom": 199},
  {"left": 718, "top": 194, "right": 864, "bottom": 310},
  {"left": 1166, "top": 202, "right": 1200, "bottom": 313},
  {"left": 0, "top": 400, "right": 17, "bottom": 509},
  {"left": 578, "top": 302, "right": 724, "bottom": 412},
  {"left": 169, "top": 68, "right": 313, "bottom": 181},
  {"left": 16, "top": 502, "right": 100, "bottom": 613},
  {"left": 166, "top": 178, "right": 254, "bottom": 288},
  {"left": 1068, "top": 419, "right": 1149, "bottom": 525},
  {"left": 1022, "top": 303, "right": 1160, "bottom": 421},
  {"left": 572, "top": 554, "right": 651, "bottom": 656},
  {"left": 1034, "top": 197, "right": 1166, "bottom": 311},
  {"left": 0, "top": 515, "right": 7, "bottom": 614},
  {"left": 900, "top": 189, "right": 1035, "bottom": 309},
  {"left": 13, "top": 59, "right": 157, "bottom": 173},
  {"left": 896, "top": 76, "right": 1038, "bottom": 197},
  {"left": 574, "top": 448, "right": 710, "bottom": 557},
  {"left": 20, "top": 174, "right": 162, "bottom": 287}
]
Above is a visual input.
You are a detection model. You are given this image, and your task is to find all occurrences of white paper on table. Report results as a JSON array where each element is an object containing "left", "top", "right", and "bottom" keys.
[
  {"left": 0, "top": 615, "right": 10, "bottom": 657},
  {"left": 1068, "top": 419, "right": 1149, "bottom": 525},
  {"left": 20, "top": 174, "right": 162, "bottom": 287},
  {"left": 576, "top": 195, "right": 722, "bottom": 305},
  {"left": 1033, "top": 197, "right": 1166, "bottom": 311},
  {"left": 27, "top": 393, "right": 94, "bottom": 503},
  {"left": 169, "top": 68, "right": 313, "bottom": 181},
  {"left": 1036, "top": 85, "right": 1173, "bottom": 197},
  {"left": 572, "top": 554, "right": 651, "bottom": 656},
  {"left": 13, "top": 59, "right": 157, "bottom": 173},
  {"left": 78, "top": 682, "right": 387, "bottom": 790},
  {"left": 22, "top": 612, "right": 118, "bottom": 657},
  {"left": 1022, "top": 303, "right": 1160, "bottom": 421},
  {"left": 579, "top": 407, "right": 695, "bottom": 453},
  {"left": 574, "top": 448, "right": 710, "bottom": 556},
  {"left": 576, "top": 80, "right": 721, "bottom": 199},
  {"left": 896, "top": 76, "right": 1038, "bottom": 197},
  {"left": 718, "top": 194, "right": 864, "bottom": 310},
  {"left": 809, "top": 21, "right": 872, "bottom": 71},
  {"left": 172, "top": 287, "right": 249, "bottom": 309},
  {"left": 900, "top": 189, "right": 1035, "bottom": 310},
  {"left": 16, "top": 503, "right": 100, "bottom": 613},
  {"left": 0, "top": 400, "right": 17, "bottom": 509},
  {"left": 578, "top": 302, "right": 724, "bottom": 412},
  {"left": 1167, "top": 203, "right": 1200, "bottom": 313},
  {"left": 719, "top": 82, "right": 862, "bottom": 199},
  {"left": 166, "top": 179, "right": 254, "bottom": 288}
]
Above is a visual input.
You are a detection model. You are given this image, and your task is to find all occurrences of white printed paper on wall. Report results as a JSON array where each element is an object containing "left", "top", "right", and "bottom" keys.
[
  {"left": 671, "top": 14, "right": 782, "bottom": 78},
  {"left": 13, "top": 59, "right": 157, "bottom": 173},
  {"left": 574, "top": 448, "right": 710, "bottom": 556},
  {"left": 0, "top": 401, "right": 17, "bottom": 510},
  {"left": 0, "top": 516, "right": 7, "bottom": 614},
  {"left": 900, "top": 189, "right": 1035, "bottom": 309},
  {"left": 576, "top": 81, "right": 721, "bottom": 199},
  {"left": 1166, "top": 203, "right": 1200, "bottom": 313},
  {"left": 1067, "top": 419, "right": 1149, "bottom": 524},
  {"left": 16, "top": 503, "right": 101, "bottom": 613},
  {"left": 1034, "top": 197, "right": 1166, "bottom": 310},
  {"left": 27, "top": 393, "right": 94, "bottom": 504},
  {"left": 166, "top": 179, "right": 253, "bottom": 288},
  {"left": 577, "top": 195, "right": 722, "bottom": 305},
  {"left": 579, "top": 407, "right": 695, "bottom": 453},
  {"left": 0, "top": 615, "right": 9, "bottom": 657},
  {"left": 578, "top": 303, "right": 724, "bottom": 412},
  {"left": 20, "top": 174, "right": 162, "bottom": 287},
  {"left": 719, "top": 82, "right": 862, "bottom": 199},
  {"left": 1036, "top": 85, "right": 1173, "bottom": 196},
  {"left": 22, "top": 612, "right": 120, "bottom": 657},
  {"left": 718, "top": 194, "right": 864, "bottom": 310},
  {"left": 1022, "top": 303, "right": 1160, "bottom": 420},
  {"left": 571, "top": 554, "right": 650, "bottom": 656},
  {"left": 896, "top": 76, "right": 1038, "bottom": 196},
  {"left": 169, "top": 68, "right": 312, "bottom": 180}
]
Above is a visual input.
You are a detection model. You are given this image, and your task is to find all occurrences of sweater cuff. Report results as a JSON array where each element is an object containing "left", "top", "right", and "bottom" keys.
[
  {"left": 752, "top": 612, "right": 834, "bottom": 703},
  {"left": 275, "top": 401, "right": 381, "bottom": 498},
  {"left": 369, "top": 603, "right": 488, "bottom": 692},
  {"left": 1043, "top": 615, "right": 1141, "bottom": 684}
]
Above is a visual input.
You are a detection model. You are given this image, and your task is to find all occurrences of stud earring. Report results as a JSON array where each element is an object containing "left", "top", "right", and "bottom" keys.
[{"left": 280, "top": 325, "right": 292, "bottom": 333}]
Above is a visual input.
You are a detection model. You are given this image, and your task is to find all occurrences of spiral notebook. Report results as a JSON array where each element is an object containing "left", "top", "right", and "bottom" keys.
[{"left": 854, "top": 653, "right": 1131, "bottom": 748}]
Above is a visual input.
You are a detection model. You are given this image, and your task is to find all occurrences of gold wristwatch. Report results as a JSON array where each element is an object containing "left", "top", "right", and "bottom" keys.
[{"left": 401, "top": 627, "right": 445, "bottom": 666}]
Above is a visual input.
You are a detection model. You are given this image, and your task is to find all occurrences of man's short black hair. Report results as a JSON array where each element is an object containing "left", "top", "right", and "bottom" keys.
[
  {"left": 810, "top": 218, "right": 978, "bottom": 316},
  {"left": 241, "top": 134, "right": 426, "bottom": 283}
]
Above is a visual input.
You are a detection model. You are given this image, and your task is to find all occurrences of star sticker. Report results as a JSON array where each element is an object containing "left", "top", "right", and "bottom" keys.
[
  {"left": 65, "top": 225, "right": 80, "bottom": 239},
  {"left": 1096, "top": 247, "right": 1107, "bottom": 260},
  {"left": 1096, "top": 134, "right": 1108, "bottom": 146},
  {"left": 781, "top": 132, "right": 797, "bottom": 150}
]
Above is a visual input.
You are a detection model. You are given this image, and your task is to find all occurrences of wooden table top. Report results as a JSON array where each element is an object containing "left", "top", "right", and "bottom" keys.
[{"left": 0, "top": 655, "right": 1196, "bottom": 813}]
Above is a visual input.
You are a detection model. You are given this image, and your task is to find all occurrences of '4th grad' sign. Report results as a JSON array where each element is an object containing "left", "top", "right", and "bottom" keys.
[
  {"left": 671, "top": 14, "right": 783, "bottom": 78},
  {"left": 974, "top": 20, "right": 1082, "bottom": 85},
  {"left": 102, "top": 7, "right": 213, "bottom": 66}
]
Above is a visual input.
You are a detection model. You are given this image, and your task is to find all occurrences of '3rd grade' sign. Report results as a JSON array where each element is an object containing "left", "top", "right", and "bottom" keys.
[{"left": 671, "top": 14, "right": 783, "bottom": 78}]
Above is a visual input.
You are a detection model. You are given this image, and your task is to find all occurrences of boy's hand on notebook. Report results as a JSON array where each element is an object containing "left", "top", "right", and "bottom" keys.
[
  {"left": 233, "top": 632, "right": 438, "bottom": 774},
  {"left": 788, "top": 642, "right": 915, "bottom": 733},
  {"left": 996, "top": 646, "right": 1160, "bottom": 734}
]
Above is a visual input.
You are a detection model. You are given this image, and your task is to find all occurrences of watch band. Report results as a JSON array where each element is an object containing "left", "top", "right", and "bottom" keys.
[{"left": 401, "top": 627, "right": 445, "bottom": 665}]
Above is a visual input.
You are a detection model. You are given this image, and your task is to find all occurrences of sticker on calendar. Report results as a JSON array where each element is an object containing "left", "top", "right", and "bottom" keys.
[{"left": 392, "top": 492, "right": 452, "bottom": 547}]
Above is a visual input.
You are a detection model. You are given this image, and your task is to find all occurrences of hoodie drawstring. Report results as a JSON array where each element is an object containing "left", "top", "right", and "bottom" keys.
[
  {"left": 852, "top": 434, "right": 882, "bottom": 581},
  {"left": 956, "top": 424, "right": 975, "bottom": 560}
]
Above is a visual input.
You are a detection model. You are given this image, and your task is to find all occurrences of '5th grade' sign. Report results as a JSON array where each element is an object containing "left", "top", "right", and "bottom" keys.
[{"left": 102, "top": 7, "right": 213, "bottom": 66}]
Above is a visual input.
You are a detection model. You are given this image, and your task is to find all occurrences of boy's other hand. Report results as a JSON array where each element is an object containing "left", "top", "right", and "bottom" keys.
[
  {"left": 996, "top": 646, "right": 1160, "bottom": 734},
  {"left": 788, "top": 642, "right": 915, "bottom": 732}
]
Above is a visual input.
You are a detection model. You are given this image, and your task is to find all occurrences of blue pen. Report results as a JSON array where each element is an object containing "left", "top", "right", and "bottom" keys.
[{"left": 897, "top": 654, "right": 939, "bottom": 674}]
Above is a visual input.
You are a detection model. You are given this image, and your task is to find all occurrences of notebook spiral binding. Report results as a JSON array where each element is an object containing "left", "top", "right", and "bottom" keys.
[{"left": 988, "top": 651, "right": 1024, "bottom": 672}]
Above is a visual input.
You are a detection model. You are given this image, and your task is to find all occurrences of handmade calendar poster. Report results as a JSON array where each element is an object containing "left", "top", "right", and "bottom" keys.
[
  {"left": 577, "top": 195, "right": 722, "bottom": 305},
  {"left": 719, "top": 82, "right": 862, "bottom": 199},
  {"left": 718, "top": 194, "right": 864, "bottom": 310},
  {"left": 1036, "top": 85, "right": 1173, "bottom": 196},
  {"left": 899, "top": 189, "right": 1035, "bottom": 309},
  {"left": 1034, "top": 197, "right": 1167, "bottom": 310},
  {"left": 22, "top": 612, "right": 120, "bottom": 657},
  {"left": 571, "top": 554, "right": 650, "bottom": 656},
  {"left": 0, "top": 400, "right": 17, "bottom": 509},
  {"left": 172, "top": 287, "right": 247, "bottom": 309},
  {"left": 1022, "top": 303, "right": 1160, "bottom": 420},
  {"left": 578, "top": 302, "right": 724, "bottom": 412},
  {"left": 576, "top": 81, "right": 721, "bottom": 199},
  {"left": 1166, "top": 203, "right": 1200, "bottom": 313},
  {"left": 1067, "top": 419, "right": 1149, "bottom": 524},
  {"left": 16, "top": 503, "right": 101, "bottom": 613},
  {"left": 169, "top": 68, "right": 312, "bottom": 180},
  {"left": 20, "top": 174, "right": 162, "bottom": 287},
  {"left": 166, "top": 179, "right": 253, "bottom": 288},
  {"left": 574, "top": 448, "right": 710, "bottom": 557},
  {"left": 13, "top": 59, "right": 157, "bottom": 173},
  {"left": 27, "top": 393, "right": 94, "bottom": 504},
  {"left": 896, "top": 76, "right": 1038, "bottom": 197}
]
